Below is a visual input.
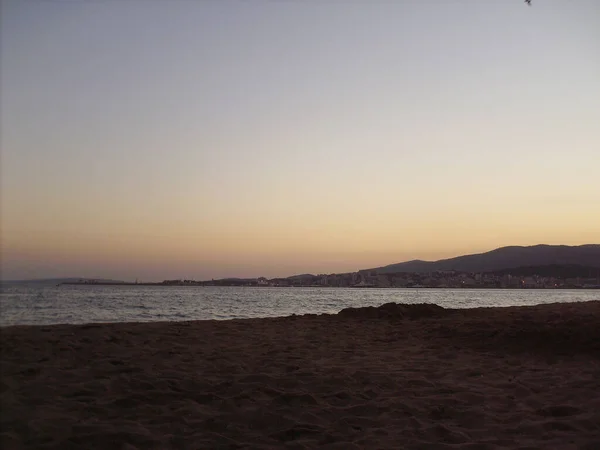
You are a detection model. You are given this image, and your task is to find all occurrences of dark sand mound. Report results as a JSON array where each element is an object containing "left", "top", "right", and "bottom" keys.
[
  {"left": 436, "top": 301, "right": 600, "bottom": 357},
  {"left": 338, "top": 302, "right": 449, "bottom": 320},
  {"left": 2, "top": 301, "right": 600, "bottom": 449}
]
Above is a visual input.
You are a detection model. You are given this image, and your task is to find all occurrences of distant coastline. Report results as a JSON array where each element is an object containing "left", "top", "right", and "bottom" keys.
[
  {"left": 8, "top": 245, "right": 600, "bottom": 290},
  {"left": 56, "top": 279, "right": 600, "bottom": 289}
]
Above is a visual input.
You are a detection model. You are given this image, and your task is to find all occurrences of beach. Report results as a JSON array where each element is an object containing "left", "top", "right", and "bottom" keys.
[{"left": 2, "top": 301, "right": 599, "bottom": 449}]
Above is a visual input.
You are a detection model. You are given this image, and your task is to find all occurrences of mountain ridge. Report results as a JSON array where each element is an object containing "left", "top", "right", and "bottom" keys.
[{"left": 365, "top": 244, "right": 600, "bottom": 274}]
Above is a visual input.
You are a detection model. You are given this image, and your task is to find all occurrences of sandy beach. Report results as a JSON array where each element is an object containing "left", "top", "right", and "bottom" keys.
[{"left": 2, "top": 301, "right": 599, "bottom": 449}]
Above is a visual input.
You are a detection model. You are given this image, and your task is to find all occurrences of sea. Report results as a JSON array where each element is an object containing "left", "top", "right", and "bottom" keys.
[{"left": 1, "top": 284, "right": 598, "bottom": 327}]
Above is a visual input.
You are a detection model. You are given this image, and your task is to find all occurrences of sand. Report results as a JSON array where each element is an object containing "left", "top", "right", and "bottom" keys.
[{"left": 2, "top": 301, "right": 600, "bottom": 449}]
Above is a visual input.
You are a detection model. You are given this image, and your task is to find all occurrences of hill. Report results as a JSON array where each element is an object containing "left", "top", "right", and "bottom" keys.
[
  {"left": 488, "top": 264, "right": 600, "bottom": 278},
  {"left": 367, "top": 244, "right": 600, "bottom": 274}
]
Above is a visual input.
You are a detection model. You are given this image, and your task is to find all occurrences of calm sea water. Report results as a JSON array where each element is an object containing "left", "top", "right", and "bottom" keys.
[{"left": 1, "top": 285, "right": 598, "bottom": 327}]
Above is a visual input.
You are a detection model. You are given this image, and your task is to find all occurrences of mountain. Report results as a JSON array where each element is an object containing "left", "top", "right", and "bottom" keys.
[
  {"left": 366, "top": 245, "right": 600, "bottom": 274},
  {"left": 489, "top": 264, "right": 600, "bottom": 278}
]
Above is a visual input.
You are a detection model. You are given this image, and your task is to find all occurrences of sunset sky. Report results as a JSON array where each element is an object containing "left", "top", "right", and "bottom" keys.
[{"left": 1, "top": 0, "right": 599, "bottom": 281}]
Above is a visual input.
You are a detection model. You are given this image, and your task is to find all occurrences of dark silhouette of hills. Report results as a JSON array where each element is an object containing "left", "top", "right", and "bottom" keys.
[
  {"left": 488, "top": 264, "right": 600, "bottom": 278},
  {"left": 367, "top": 245, "right": 600, "bottom": 274},
  {"left": 287, "top": 274, "right": 316, "bottom": 279}
]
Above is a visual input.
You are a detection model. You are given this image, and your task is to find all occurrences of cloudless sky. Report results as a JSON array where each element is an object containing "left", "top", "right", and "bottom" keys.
[{"left": 1, "top": 0, "right": 599, "bottom": 281}]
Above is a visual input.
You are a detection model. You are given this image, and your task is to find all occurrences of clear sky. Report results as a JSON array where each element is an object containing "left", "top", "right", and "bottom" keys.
[{"left": 1, "top": 0, "right": 599, "bottom": 281}]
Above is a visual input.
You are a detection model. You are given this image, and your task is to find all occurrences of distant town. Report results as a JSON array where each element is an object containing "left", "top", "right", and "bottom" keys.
[{"left": 68, "top": 265, "right": 600, "bottom": 289}]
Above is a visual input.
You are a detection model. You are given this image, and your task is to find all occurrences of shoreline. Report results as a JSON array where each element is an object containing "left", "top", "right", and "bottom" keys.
[
  {"left": 2, "top": 299, "right": 600, "bottom": 329},
  {"left": 2, "top": 301, "right": 599, "bottom": 448}
]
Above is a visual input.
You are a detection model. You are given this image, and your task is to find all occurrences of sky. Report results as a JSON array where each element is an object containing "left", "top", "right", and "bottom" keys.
[{"left": 1, "top": 0, "right": 599, "bottom": 281}]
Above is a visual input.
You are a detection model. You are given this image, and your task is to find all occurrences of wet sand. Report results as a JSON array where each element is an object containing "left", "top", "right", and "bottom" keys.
[{"left": 2, "top": 301, "right": 600, "bottom": 449}]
